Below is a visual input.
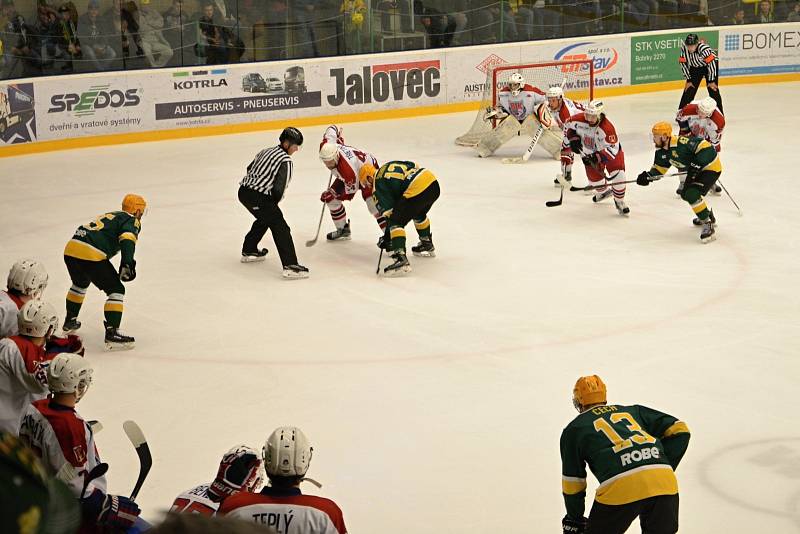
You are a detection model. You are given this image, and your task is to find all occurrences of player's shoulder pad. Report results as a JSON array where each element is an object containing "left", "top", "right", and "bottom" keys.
[
  {"left": 33, "top": 399, "right": 90, "bottom": 466},
  {"left": 599, "top": 116, "right": 618, "bottom": 136},
  {"left": 9, "top": 335, "right": 47, "bottom": 374}
]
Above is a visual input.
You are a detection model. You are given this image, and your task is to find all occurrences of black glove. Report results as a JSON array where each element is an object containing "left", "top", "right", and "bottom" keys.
[
  {"left": 637, "top": 171, "right": 653, "bottom": 186},
  {"left": 677, "top": 120, "right": 690, "bottom": 135},
  {"left": 119, "top": 260, "right": 136, "bottom": 282},
  {"left": 562, "top": 515, "right": 587, "bottom": 534},
  {"left": 581, "top": 153, "right": 599, "bottom": 167},
  {"left": 377, "top": 230, "right": 391, "bottom": 251},
  {"left": 568, "top": 137, "right": 582, "bottom": 154}
]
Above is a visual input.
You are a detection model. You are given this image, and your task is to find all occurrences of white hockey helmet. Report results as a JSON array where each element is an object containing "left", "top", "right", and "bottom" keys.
[
  {"left": 509, "top": 72, "right": 525, "bottom": 96},
  {"left": 263, "top": 426, "right": 313, "bottom": 478},
  {"left": 546, "top": 86, "right": 564, "bottom": 99},
  {"left": 17, "top": 299, "right": 58, "bottom": 338},
  {"left": 319, "top": 143, "right": 340, "bottom": 164},
  {"left": 7, "top": 259, "right": 48, "bottom": 298},
  {"left": 585, "top": 99, "right": 605, "bottom": 122},
  {"left": 47, "top": 353, "right": 93, "bottom": 400},
  {"left": 697, "top": 97, "right": 717, "bottom": 117}
]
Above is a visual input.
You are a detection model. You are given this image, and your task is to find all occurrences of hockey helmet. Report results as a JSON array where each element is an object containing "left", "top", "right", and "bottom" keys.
[
  {"left": 47, "top": 353, "right": 93, "bottom": 400},
  {"left": 651, "top": 121, "right": 673, "bottom": 138},
  {"left": 7, "top": 259, "right": 48, "bottom": 298},
  {"left": 546, "top": 86, "right": 564, "bottom": 99},
  {"left": 263, "top": 426, "right": 312, "bottom": 478},
  {"left": 584, "top": 100, "right": 604, "bottom": 124},
  {"left": 697, "top": 97, "right": 717, "bottom": 117},
  {"left": 319, "top": 143, "right": 340, "bottom": 164},
  {"left": 509, "top": 72, "right": 525, "bottom": 96},
  {"left": 17, "top": 300, "right": 58, "bottom": 338},
  {"left": 122, "top": 194, "right": 147, "bottom": 218},
  {"left": 358, "top": 162, "right": 377, "bottom": 188},
  {"left": 210, "top": 445, "right": 264, "bottom": 498},
  {"left": 573, "top": 375, "right": 607, "bottom": 411},
  {"left": 279, "top": 127, "right": 304, "bottom": 147}
]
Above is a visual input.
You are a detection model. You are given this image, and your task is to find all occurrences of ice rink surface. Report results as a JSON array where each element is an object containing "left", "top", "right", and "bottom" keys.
[{"left": 2, "top": 82, "right": 799, "bottom": 532}]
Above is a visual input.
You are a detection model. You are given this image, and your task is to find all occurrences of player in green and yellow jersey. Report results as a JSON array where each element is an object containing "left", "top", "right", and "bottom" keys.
[
  {"left": 358, "top": 161, "right": 440, "bottom": 276},
  {"left": 560, "top": 375, "right": 690, "bottom": 534},
  {"left": 637, "top": 121, "right": 722, "bottom": 243},
  {"left": 62, "top": 194, "right": 146, "bottom": 350}
]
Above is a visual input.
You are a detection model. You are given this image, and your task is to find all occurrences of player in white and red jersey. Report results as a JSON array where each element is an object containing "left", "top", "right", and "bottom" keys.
[
  {"left": 676, "top": 96, "right": 725, "bottom": 196},
  {"left": 563, "top": 100, "right": 630, "bottom": 216},
  {"left": 0, "top": 300, "right": 59, "bottom": 434},
  {"left": 19, "top": 353, "right": 143, "bottom": 532},
  {"left": 318, "top": 125, "right": 386, "bottom": 241},
  {"left": 172, "top": 444, "right": 264, "bottom": 516},
  {"left": 547, "top": 86, "right": 585, "bottom": 185},
  {"left": 220, "top": 426, "right": 347, "bottom": 534},
  {"left": 0, "top": 259, "right": 48, "bottom": 338},
  {"left": 476, "top": 73, "right": 561, "bottom": 159}
]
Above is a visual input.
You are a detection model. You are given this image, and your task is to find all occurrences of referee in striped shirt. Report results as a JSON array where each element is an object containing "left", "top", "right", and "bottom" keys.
[
  {"left": 238, "top": 127, "right": 309, "bottom": 279},
  {"left": 678, "top": 33, "right": 723, "bottom": 113}
]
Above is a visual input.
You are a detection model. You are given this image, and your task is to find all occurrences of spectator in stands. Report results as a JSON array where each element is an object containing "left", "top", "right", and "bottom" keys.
[
  {"left": 789, "top": 1, "right": 800, "bottom": 21},
  {"left": 292, "top": 0, "right": 318, "bottom": 57},
  {"left": 79, "top": 0, "right": 117, "bottom": 71},
  {"left": 1, "top": 0, "right": 41, "bottom": 78},
  {"left": 341, "top": 0, "right": 367, "bottom": 53},
  {"left": 198, "top": 1, "right": 237, "bottom": 64},
  {"left": 414, "top": 1, "right": 456, "bottom": 47},
  {"left": 509, "top": 0, "right": 534, "bottom": 40},
  {"left": 137, "top": 0, "right": 173, "bottom": 67},
  {"left": 376, "top": 0, "right": 412, "bottom": 33},
  {"left": 161, "top": 0, "right": 185, "bottom": 65},
  {"left": 103, "top": 0, "right": 143, "bottom": 60},
  {"left": 730, "top": 7, "right": 747, "bottom": 24},
  {"left": 35, "top": 3, "right": 61, "bottom": 71},
  {"left": 756, "top": 0, "right": 774, "bottom": 22},
  {"left": 439, "top": 0, "right": 467, "bottom": 44},
  {"left": 57, "top": 2, "right": 81, "bottom": 72}
]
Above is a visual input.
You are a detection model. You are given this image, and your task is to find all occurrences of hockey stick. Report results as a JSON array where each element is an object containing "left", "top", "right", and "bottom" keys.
[
  {"left": 305, "top": 172, "right": 335, "bottom": 247},
  {"left": 80, "top": 462, "right": 109, "bottom": 499},
  {"left": 123, "top": 420, "right": 152, "bottom": 501},
  {"left": 716, "top": 179, "right": 742, "bottom": 216},
  {"left": 568, "top": 172, "right": 687, "bottom": 192},
  {"left": 88, "top": 420, "right": 103, "bottom": 434},
  {"left": 375, "top": 248, "right": 383, "bottom": 275},
  {"left": 545, "top": 173, "right": 570, "bottom": 207},
  {"left": 502, "top": 123, "right": 544, "bottom": 164}
]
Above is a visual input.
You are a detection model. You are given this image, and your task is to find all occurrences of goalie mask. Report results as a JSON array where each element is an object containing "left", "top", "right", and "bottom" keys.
[
  {"left": 209, "top": 445, "right": 264, "bottom": 500},
  {"left": 509, "top": 73, "right": 525, "bottom": 96}
]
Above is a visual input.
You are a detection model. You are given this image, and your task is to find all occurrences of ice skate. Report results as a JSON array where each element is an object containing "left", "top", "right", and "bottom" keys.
[
  {"left": 592, "top": 189, "right": 612, "bottom": 203},
  {"left": 326, "top": 221, "right": 351, "bottom": 241},
  {"left": 241, "top": 249, "right": 268, "bottom": 263},
  {"left": 62, "top": 317, "right": 81, "bottom": 334},
  {"left": 383, "top": 251, "right": 411, "bottom": 276},
  {"left": 411, "top": 237, "right": 435, "bottom": 258},
  {"left": 104, "top": 323, "right": 135, "bottom": 351},
  {"left": 282, "top": 264, "right": 309, "bottom": 280},
  {"left": 693, "top": 210, "right": 716, "bottom": 227},
  {"left": 700, "top": 219, "right": 716, "bottom": 243},
  {"left": 614, "top": 199, "right": 630, "bottom": 216}
]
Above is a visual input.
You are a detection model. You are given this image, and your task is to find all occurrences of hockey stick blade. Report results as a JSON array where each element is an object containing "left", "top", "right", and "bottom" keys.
[
  {"left": 88, "top": 420, "right": 103, "bottom": 434},
  {"left": 546, "top": 174, "right": 568, "bottom": 207},
  {"left": 501, "top": 124, "right": 544, "bottom": 164},
  {"left": 123, "top": 420, "right": 152, "bottom": 501},
  {"left": 80, "top": 462, "right": 109, "bottom": 499}
]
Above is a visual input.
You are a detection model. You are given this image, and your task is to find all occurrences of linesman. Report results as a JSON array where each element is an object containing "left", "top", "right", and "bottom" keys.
[
  {"left": 238, "top": 127, "right": 309, "bottom": 279},
  {"left": 678, "top": 33, "right": 723, "bottom": 113}
]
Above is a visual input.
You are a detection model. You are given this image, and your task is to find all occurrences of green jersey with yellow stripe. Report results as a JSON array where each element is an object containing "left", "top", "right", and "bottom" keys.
[
  {"left": 64, "top": 211, "right": 140, "bottom": 264},
  {"left": 649, "top": 135, "right": 722, "bottom": 177},
  {"left": 374, "top": 160, "right": 437, "bottom": 217},
  {"left": 560, "top": 404, "right": 690, "bottom": 519}
]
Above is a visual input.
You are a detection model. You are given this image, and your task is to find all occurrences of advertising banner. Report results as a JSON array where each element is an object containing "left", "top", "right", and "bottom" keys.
[
  {"left": 630, "top": 30, "right": 719, "bottom": 85},
  {"left": 0, "top": 82, "right": 37, "bottom": 145},
  {"left": 719, "top": 23, "right": 800, "bottom": 76}
]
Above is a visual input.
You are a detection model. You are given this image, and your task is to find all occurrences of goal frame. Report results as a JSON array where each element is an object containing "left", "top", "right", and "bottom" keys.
[{"left": 492, "top": 59, "right": 595, "bottom": 106}]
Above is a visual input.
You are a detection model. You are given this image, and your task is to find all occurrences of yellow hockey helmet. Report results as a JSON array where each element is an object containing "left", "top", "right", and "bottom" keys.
[
  {"left": 358, "top": 163, "right": 377, "bottom": 188},
  {"left": 573, "top": 375, "right": 607, "bottom": 410},
  {"left": 651, "top": 121, "right": 673, "bottom": 138},
  {"left": 122, "top": 194, "right": 147, "bottom": 218}
]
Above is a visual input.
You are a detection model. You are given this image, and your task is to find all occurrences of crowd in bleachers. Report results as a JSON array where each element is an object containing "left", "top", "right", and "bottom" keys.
[{"left": 1, "top": 1, "right": 798, "bottom": 82}]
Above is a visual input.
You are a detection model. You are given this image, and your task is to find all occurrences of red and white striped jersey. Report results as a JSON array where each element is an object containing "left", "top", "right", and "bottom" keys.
[
  {"left": 498, "top": 84, "right": 546, "bottom": 122},
  {"left": 550, "top": 98, "right": 586, "bottom": 129},
  {"left": 19, "top": 398, "right": 107, "bottom": 498},
  {"left": 320, "top": 125, "right": 379, "bottom": 196},
  {"left": 219, "top": 486, "right": 347, "bottom": 534},
  {"left": 676, "top": 104, "right": 725, "bottom": 151},
  {"left": 563, "top": 113, "right": 622, "bottom": 162},
  {"left": 0, "top": 336, "right": 50, "bottom": 434},
  {"left": 0, "top": 290, "right": 24, "bottom": 338},
  {"left": 171, "top": 483, "right": 220, "bottom": 516}
]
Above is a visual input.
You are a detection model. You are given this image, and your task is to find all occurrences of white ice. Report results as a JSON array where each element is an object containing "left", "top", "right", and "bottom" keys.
[{"left": 1, "top": 82, "right": 799, "bottom": 533}]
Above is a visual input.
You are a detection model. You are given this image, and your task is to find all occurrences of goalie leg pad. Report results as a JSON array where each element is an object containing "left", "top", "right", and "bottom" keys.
[{"left": 476, "top": 116, "right": 520, "bottom": 157}]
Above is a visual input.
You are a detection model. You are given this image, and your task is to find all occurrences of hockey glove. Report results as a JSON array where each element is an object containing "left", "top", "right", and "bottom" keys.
[
  {"left": 484, "top": 106, "right": 507, "bottom": 121},
  {"left": 562, "top": 515, "right": 587, "bottom": 534},
  {"left": 98, "top": 494, "right": 141, "bottom": 530},
  {"left": 46, "top": 334, "right": 85, "bottom": 357},
  {"left": 377, "top": 233, "right": 391, "bottom": 251},
  {"left": 568, "top": 137, "right": 582, "bottom": 154},
  {"left": 637, "top": 171, "right": 653, "bottom": 186},
  {"left": 581, "top": 153, "right": 600, "bottom": 168},
  {"left": 119, "top": 260, "right": 136, "bottom": 282}
]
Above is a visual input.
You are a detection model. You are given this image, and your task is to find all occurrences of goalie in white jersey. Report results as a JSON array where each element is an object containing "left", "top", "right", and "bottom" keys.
[
  {"left": 171, "top": 444, "right": 264, "bottom": 515},
  {"left": 318, "top": 125, "right": 387, "bottom": 241},
  {"left": 546, "top": 86, "right": 586, "bottom": 186},
  {"left": 476, "top": 73, "right": 562, "bottom": 159},
  {"left": 0, "top": 259, "right": 48, "bottom": 338}
]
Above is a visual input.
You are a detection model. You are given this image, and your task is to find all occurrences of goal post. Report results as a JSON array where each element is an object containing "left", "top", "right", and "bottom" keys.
[{"left": 455, "top": 59, "right": 595, "bottom": 147}]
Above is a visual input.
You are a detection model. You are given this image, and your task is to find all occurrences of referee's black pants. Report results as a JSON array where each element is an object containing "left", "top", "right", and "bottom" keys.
[
  {"left": 238, "top": 185, "right": 298, "bottom": 267},
  {"left": 678, "top": 66, "right": 723, "bottom": 113}
]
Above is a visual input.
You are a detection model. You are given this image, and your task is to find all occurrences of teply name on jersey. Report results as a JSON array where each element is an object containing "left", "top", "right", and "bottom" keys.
[
  {"left": 328, "top": 60, "right": 441, "bottom": 106},
  {"left": 553, "top": 42, "right": 625, "bottom": 89}
]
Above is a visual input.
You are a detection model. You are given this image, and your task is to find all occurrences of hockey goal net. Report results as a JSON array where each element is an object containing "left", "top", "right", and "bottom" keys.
[{"left": 455, "top": 60, "right": 595, "bottom": 147}]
